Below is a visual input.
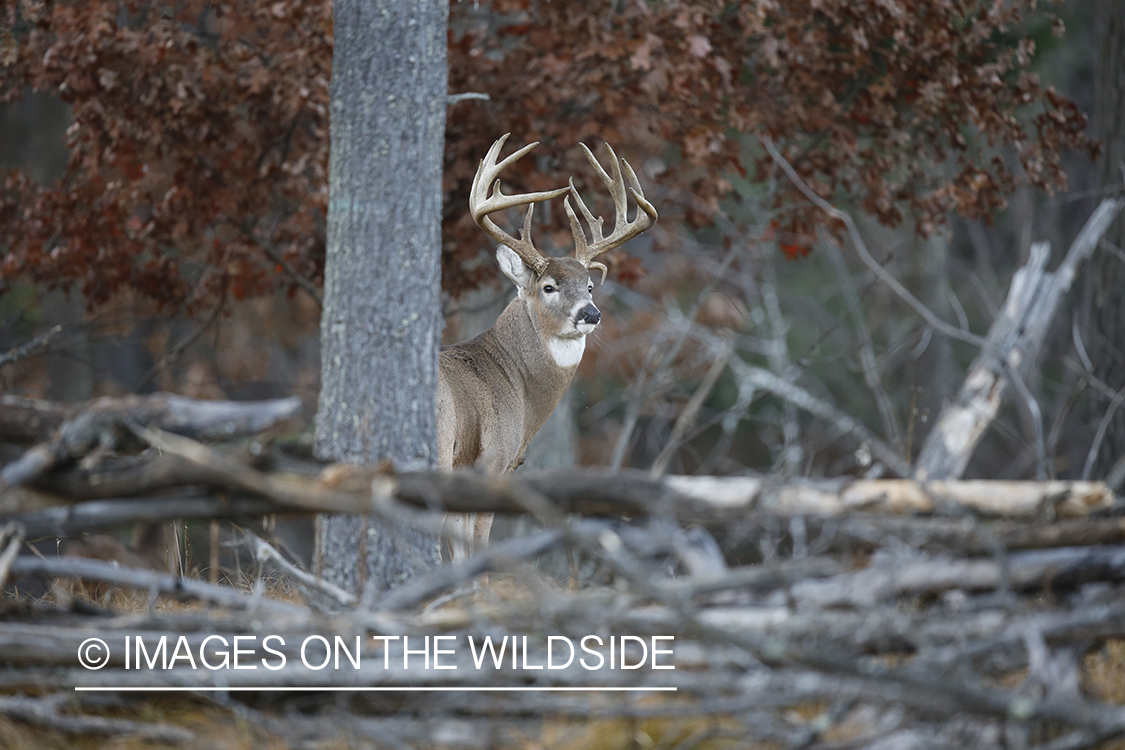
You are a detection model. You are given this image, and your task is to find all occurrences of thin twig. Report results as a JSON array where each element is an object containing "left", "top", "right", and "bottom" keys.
[
  {"left": 763, "top": 136, "right": 989, "bottom": 350},
  {"left": 820, "top": 228, "right": 902, "bottom": 448},
  {"left": 650, "top": 341, "right": 732, "bottom": 477},
  {"left": 1083, "top": 383, "right": 1125, "bottom": 481},
  {"left": 0, "top": 324, "right": 64, "bottom": 369},
  {"left": 609, "top": 242, "right": 741, "bottom": 469},
  {"left": 134, "top": 298, "right": 225, "bottom": 391},
  {"left": 0, "top": 522, "right": 25, "bottom": 589},
  {"left": 728, "top": 358, "right": 912, "bottom": 478},
  {"left": 247, "top": 532, "right": 358, "bottom": 608},
  {"left": 259, "top": 240, "right": 323, "bottom": 308},
  {"left": 447, "top": 92, "right": 490, "bottom": 105}
]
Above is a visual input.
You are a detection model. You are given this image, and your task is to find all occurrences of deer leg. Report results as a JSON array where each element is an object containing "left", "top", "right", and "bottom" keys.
[
  {"left": 473, "top": 512, "right": 494, "bottom": 553},
  {"left": 446, "top": 512, "right": 474, "bottom": 563}
]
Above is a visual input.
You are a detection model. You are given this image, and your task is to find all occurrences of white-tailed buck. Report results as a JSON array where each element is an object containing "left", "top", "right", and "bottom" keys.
[{"left": 439, "top": 134, "right": 657, "bottom": 560}]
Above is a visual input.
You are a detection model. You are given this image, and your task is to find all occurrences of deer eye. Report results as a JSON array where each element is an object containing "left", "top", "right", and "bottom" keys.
[
  {"left": 543, "top": 285, "right": 556, "bottom": 294},
  {"left": 588, "top": 284, "right": 594, "bottom": 293}
]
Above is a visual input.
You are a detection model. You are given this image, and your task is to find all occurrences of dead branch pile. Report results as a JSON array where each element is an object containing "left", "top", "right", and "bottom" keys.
[{"left": 0, "top": 392, "right": 1124, "bottom": 749}]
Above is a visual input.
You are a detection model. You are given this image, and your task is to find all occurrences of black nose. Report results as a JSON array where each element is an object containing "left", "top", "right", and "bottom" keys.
[{"left": 578, "top": 304, "right": 601, "bottom": 325}]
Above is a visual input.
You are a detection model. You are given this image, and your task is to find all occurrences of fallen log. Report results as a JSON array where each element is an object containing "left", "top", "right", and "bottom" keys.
[
  {"left": 798, "top": 514, "right": 1125, "bottom": 555},
  {"left": 5, "top": 424, "right": 1118, "bottom": 526},
  {"left": 787, "top": 545, "right": 1125, "bottom": 608},
  {"left": 0, "top": 393, "right": 303, "bottom": 445},
  {"left": 2, "top": 450, "right": 1118, "bottom": 533},
  {"left": 377, "top": 471, "right": 1119, "bottom": 521},
  {"left": 0, "top": 393, "right": 302, "bottom": 498}
]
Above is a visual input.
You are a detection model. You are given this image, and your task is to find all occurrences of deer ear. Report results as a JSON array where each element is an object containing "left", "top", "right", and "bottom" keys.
[{"left": 496, "top": 245, "right": 536, "bottom": 291}]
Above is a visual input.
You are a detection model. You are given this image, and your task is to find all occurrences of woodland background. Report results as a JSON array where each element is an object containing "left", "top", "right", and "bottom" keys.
[
  {"left": 0, "top": 0, "right": 1120, "bottom": 485},
  {"left": 2, "top": 1, "right": 1125, "bottom": 747}
]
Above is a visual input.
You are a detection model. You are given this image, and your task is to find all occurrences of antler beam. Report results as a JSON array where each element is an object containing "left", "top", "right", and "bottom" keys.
[{"left": 469, "top": 134, "right": 570, "bottom": 277}]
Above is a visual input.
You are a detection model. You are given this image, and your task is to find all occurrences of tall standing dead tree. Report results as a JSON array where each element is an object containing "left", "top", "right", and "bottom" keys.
[{"left": 314, "top": 0, "right": 449, "bottom": 598}]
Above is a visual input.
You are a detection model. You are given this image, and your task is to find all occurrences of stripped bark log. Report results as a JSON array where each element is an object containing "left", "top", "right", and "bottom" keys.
[
  {"left": 796, "top": 515, "right": 1125, "bottom": 556},
  {"left": 151, "top": 433, "right": 1115, "bottom": 520},
  {"left": 3, "top": 448, "right": 1119, "bottom": 534},
  {"left": 375, "top": 471, "right": 1119, "bottom": 522}
]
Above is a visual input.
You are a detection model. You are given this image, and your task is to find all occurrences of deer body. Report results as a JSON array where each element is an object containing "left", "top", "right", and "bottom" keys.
[
  {"left": 438, "top": 259, "right": 593, "bottom": 474},
  {"left": 440, "top": 135, "right": 656, "bottom": 561}
]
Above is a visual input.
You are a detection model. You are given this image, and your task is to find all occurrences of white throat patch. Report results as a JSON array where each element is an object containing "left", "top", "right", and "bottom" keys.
[{"left": 548, "top": 336, "right": 586, "bottom": 368}]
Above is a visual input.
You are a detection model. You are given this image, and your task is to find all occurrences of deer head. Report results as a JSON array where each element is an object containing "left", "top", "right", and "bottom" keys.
[{"left": 469, "top": 134, "right": 658, "bottom": 352}]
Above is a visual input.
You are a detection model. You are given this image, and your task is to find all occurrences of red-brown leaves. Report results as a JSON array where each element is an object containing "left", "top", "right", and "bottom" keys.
[
  {"left": 0, "top": 0, "right": 1097, "bottom": 311},
  {"left": 2, "top": 0, "right": 330, "bottom": 312},
  {"left": 445, "top": 0, "right": 1094, "bottom": 279}
]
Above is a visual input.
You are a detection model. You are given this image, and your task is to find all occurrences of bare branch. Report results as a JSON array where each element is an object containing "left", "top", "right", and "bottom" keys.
[
  {"left": 134, "top": 298, "right": 226, "bottom": 390},
  {"left": 0, "top": 325, "right": 63, "bottom": 369},
  {"left": 0, "top": 694, "right": 196, "bottom": 744},
  {"left": 917, "top": 200, "right": 1125, "bottom": 480},
  {"left": 246, "top": 532, "right": 357, "bottom": 608},
  {"left": 259, "top": 240, "right": 323, "bottom": 308},
  {"left": 8, "top": 555, "right": 302, "bottom": 614},
  {"left": 0, "top": 394, "right": 301, "bottom": 497},
  {"left": 763, "top": 136, "right": 990, "bottom": 350},
  {"left": 728, "top": 358, "right": 913, "bottom": 478},
  {"left": 820, "top": 228, "right": 902, "bottom": 447},
  {"left": 0, "top": 521, "right": 25, "bottom": 588}
]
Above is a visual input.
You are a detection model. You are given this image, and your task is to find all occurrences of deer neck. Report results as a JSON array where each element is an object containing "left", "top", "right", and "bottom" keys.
[{"left": 485, "top": 296, "right": 582, "bottom": 435}]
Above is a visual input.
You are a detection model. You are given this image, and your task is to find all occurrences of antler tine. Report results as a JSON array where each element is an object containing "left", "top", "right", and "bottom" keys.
[
  {"left": 470, "top": 133, "right": 569, "bottom": 276},
  {"left": 568, "top": 142, "right": 658, "bottom": 276},
  {"left": 563, "top": 184, "right": 600, "bottom": 280}
]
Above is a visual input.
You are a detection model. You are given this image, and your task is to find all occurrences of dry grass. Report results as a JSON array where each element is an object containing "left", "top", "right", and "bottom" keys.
[{"left": 1086, "top": 640, "right": 1125, "bottom": 706}]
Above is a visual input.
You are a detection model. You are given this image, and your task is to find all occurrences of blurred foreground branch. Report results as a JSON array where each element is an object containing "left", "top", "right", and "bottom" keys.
[{"left": 2, "top": 322, "right": 1125, "bottom": 748}]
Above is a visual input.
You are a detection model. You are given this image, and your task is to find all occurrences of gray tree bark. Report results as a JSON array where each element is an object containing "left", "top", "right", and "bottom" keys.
[
  {"left": 1086, "top": 0, "right": 1125, "bottom": 481},
  {"left": 314, "top": 0, "right": 448, "bottom": 598}
]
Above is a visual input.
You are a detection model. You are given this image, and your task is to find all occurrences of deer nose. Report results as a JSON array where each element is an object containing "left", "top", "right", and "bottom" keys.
[{"left": 578, "top": 304, "right": 601, "bottom": 326}]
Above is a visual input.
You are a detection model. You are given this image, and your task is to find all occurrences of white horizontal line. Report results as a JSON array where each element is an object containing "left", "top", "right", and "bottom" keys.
[{"left": 75, "top": 686, "right": 677, "bottom": 692}]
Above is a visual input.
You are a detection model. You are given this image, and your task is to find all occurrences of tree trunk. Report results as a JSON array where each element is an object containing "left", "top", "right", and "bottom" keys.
[
  {"left": 313, "top": 0, "right": 448, "bottom": 598},
  {"left": 1086, "top": 0, "right": 1125, "bottom": 482}
]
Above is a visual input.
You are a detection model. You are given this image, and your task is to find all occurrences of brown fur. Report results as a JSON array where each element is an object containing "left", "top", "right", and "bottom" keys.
[{"left": 438, "top": 256, "right": 594, "bottom": 558}]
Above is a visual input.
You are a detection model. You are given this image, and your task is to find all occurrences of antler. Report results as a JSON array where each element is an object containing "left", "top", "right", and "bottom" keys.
[
  {"left": 470, "top": 134, "right": 570, "bottom": 277},
  {"left": 564, "top": 142, "right": 658, "bottom": 282}
]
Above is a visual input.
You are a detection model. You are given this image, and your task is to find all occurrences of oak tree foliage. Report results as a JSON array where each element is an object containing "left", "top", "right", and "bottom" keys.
[
  {"left": 1, "top": 0, "right": 1098, "bottom": 311},
  {"left": 1, "top": 0, "right": 331, "bottom": 311}
]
